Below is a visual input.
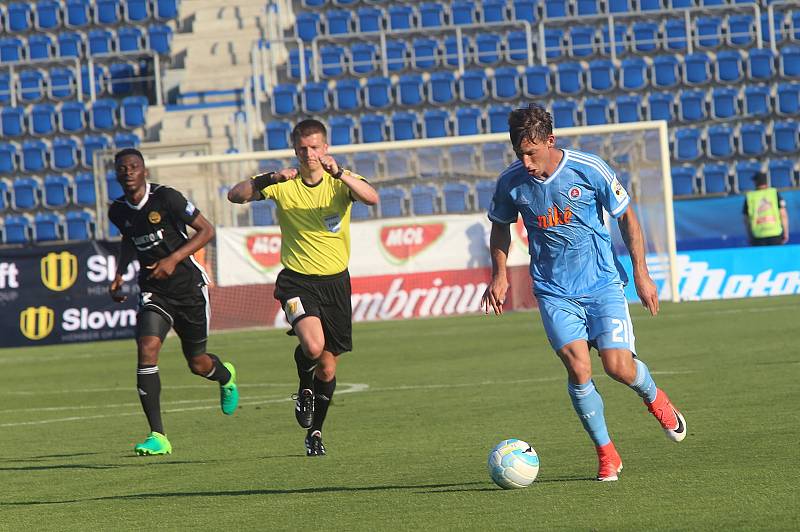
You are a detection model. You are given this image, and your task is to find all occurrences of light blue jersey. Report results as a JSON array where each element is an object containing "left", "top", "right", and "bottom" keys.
[{"left": 488, "top": 149, "right": 630, "bottom": 298}]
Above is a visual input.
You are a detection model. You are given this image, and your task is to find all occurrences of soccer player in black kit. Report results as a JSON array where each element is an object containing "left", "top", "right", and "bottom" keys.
[{"left": 108, "top": 148, "right": 239, "bottom": 455}]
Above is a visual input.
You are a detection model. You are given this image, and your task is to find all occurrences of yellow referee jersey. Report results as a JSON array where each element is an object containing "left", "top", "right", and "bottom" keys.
[{"left": 259, "top": 171, "right": 363, "bottom": 275}]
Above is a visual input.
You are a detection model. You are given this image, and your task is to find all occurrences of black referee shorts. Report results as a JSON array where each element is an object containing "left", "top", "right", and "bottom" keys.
[{"left": 274, "top": 268, "right": 352, "bottom": 354}]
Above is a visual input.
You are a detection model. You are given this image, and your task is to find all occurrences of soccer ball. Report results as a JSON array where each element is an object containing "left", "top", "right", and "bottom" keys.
[{"left": 487, "top": 439, "right": 540, "bottom": 489}]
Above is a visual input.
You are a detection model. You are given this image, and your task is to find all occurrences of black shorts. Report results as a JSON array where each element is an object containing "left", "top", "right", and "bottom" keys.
[
  {"left": 274, "top": 268, "right": 352, "bottom": 354},
  {"left": 137, "top": 287, "right": 209, "bottom": 356}
]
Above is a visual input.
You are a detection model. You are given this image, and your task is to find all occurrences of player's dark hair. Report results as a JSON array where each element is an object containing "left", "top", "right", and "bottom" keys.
[
  {"left": 114, "top": 148, "right": 145, "bottom": 165},
  {"left": 291, "top": 119, "right": 328, "bottom": 145},
  {"left": 508, "top": 104, "right": 553, "bottom": 149}
]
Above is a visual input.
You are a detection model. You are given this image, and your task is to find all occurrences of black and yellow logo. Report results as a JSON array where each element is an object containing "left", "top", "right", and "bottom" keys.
[
  {"left": 20, "top": 306, "right": 55, "bottom": 340},
  {"left": 148, "top": 211, "right": 161, "bottom": 224},
  {"left": 41, "top": 251, "right": 78, "bottom": 292}
]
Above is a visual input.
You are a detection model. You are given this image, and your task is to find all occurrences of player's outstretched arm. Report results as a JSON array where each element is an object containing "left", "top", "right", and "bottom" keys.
[
  {"left": 147, "top": 213, "right": 215, "bottom": 281},
  {"left": 227, "top": 169, "right": 298, "bottom": 204},
  {"left": 617, "top": 207, "right": 659, "bottom": 316},
  {"left": 481, "top": 222, "right": 512, "bottom": 316},
  {"left": 109, "top": 237, "right": 136, "bottom": 302}
]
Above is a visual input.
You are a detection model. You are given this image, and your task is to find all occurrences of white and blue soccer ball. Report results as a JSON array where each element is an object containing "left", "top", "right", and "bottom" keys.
[{"left": 487, "top": 439, "right": 540, "bottom": 489}]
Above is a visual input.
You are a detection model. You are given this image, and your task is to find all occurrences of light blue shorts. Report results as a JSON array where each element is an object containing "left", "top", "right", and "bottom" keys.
[{"left": 536, "top": 284, "right": 636, "bottom": 354}]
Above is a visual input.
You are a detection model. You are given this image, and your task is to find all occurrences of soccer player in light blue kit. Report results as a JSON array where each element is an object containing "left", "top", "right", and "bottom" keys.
[{"left": 482, "top": 104, "right": 687, "bottom": 481}]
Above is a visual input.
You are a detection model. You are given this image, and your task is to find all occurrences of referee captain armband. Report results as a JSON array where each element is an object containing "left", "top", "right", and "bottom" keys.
[{"left": 251, "top": 171, "right": 276, "bottom": 189}]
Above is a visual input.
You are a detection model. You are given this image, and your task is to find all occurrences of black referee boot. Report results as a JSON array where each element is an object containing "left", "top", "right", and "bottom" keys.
[{"left": 293, "top": 388, "right": 314, "bottom": 429}]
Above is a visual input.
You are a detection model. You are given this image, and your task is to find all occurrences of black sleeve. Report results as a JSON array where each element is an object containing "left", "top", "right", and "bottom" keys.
[
  {"left": 742, "top": 199, "right": 747, "bottom": 215},
  {"left": 163, "top": 187, "right": 199, "bottom": 225}
]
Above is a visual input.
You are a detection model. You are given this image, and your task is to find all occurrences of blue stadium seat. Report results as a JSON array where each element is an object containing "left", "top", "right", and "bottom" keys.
[
  {"left": 352, "top": 152, "right": 380, "bottom": 180},
  {"left": 443, "top": 35, "right": 471, "bottom": 67},
  {"left": 768, "top": 159, "right": 795, "bottom": 189},
  {"left": 780, "top": 46, "right": 800, "bottom": 78},
  {"left": 385, "top": 151, "right": 412, "bottom": 178},
  {"left": 451, "top": 1, "right": 477, "bottom": 25},
  {"left": 120, "top": 96, "right": 147, "bottom": 129},
  {"left": 1, "top": 107, "right": 25, "bottom": 137},
  {"left": 90, "top": 99, "right": 118, "bottom": 130},
  {"left": 30, "top": 103, "right": 56, "bottom": 136},
  {"left": 476, "top": 33, "right": 502, "bottom": 65},
  {"left": 65, "top": 0, "right": 90, "bottom": 28},
  {"left": 82, "top": 134, "right": 110, "bottom": 168},
  {"left": 272, "top": 84, "right": 298, "bottom": 116},
  {"left": 684, "top": 53, "right": 711, "bottom": 85},
  {"left": 0, "top": 142, "right": 17, "bottom": 173},
  {"left": 735, "top": 161, "right": 761, "bottom": 193},
  {"left": 356, "top": 7, "right": 383, "bottom": 33},
  {"left": 777, "top": 83, "right": 800, "bottom": 116},
  {"left": 19, "top": 70, "right": 46, "bottom": 102},
  {"left": 13, "top": 177, "right": 41, "bottom": 209},
  {"left": 34, "top": 212, "right": 62, "bottom": 242},
  {"left": 419, "top": 3, "right": 445, "bottom": 27},
  {"left": 584, "top": 97, "right": 610, "bottom": 126},
  {"left": 449, "top": 144, "right": 478, "bottom": 174},
  {"left": 114, "top": 132, "right": 140, "bottom": 149},
  {"left": 60, "top": 101, "right": 86, "bottom": 133},
  {"left": 728, "top": 14, "right": 755, "bottom": 47},
  {"left": 288, "top": 49, "right": 312, "bottom": 80},
  {"left": 320, "top": 45, "right": 345, "bottom": 77},
  {"left": 250, "top": 201, "right": 275, "bottom": 226},
  {"left": 398, "top": 74, "right": 424, "bottom": 106},
  {"left": 674, "top": 128, "right": 701, "bottom": 161},
  {"left": 506, "top": 31, "right": 529, "bottom": 64},
  {"left": 601, "top": 24, "right": 627, "bottom": 56},
  {"left": 392, "top": 111, "right": 418, "bottom": 140},
  {"left": 411, "top": 184, "right": 439, "bottom": 215},
  {"left": 360, "top": 114, "right": 386, "bottom": 143},
  {"left": 118, "top": 26, "right": 144, "bottom": 52},
  {"left": 296, "top": 12, "right": 321, "bottom": 43},
  {"left": 616, "top": 94, "right": 642, "bottom": 123},
  {"left": 4, "top": 214, "right": 32, "bottom": 244},
  {"left": 744, "top": 85, "right": 770, "bottom": 116},
  {"left": 7, "top": 2, "right": 33, "bottom": 32},
  {"left": 443, "top": 182, "right": 470, "bottom": 213},
  {"left": 419, "top": 146, "right": 448, "bottom": 177},
  {"left": 351, "top": 42, "right": 378, "bottom": 74},
  {"left": 632, "top": 22, "right": 659, "bottom": 53},
  {"left": 426, "top": 71, "right": 454, "bottom": 104},
  {"left": 48, "top": 67, "right": 76, "bottom": 100},
  {"left": 301, "top": 82, "right": 328, "bottom": 113},
  {"left": 87, "top": 28, "right": 113, "bottom": 56},
  {"left": 695, "top": 16, "right": 723, "bottom": 49},
  {"left": 544, "top": 28, "right": 565, "bottom": 59},
  {"left": 739, "top": 123, "right": 767, "bottom": 157},
  {"left": 0, "top": 37, "right": 24, "bottom": 62},
  {"left": 460, "top": 70, "right": 488, "bottom": 102},
  {"left": 620, "top": 57, "right": 647, "bottom": 90},
  {"left": 22, "top": 140, "right": 47, "bottom": 172},
  {"left": 28, "top": 33, "right": 54, "bottom": 60},
  {"left": 95, "top": 0, "right": 121, "bottom": 24},
  {"left": 552, "top": 100, "right": 578, "bottom": 128},
  {"left": 109, "top": 62, "right": 136, "bottom": 95},
  {"left": 639, "top": 0, "right": 661, "bottom": 10},
  {"left": 671, "top": 166, "right": 696, "bottom": 196},
  {"left": 155, "top": 0, "right": 179, "bottom": 20},
  {"left": 73, "top": 172, "right": 96, "bottom": 206},
  {"left": 748, "top": 48, "right": 775, "bottom": 80},
  {"left": 711, "top": 87, "right": 738, "bottom": 119},
  {"left": 608, "top": 0, "right": 631, "bottom": 13},
  {"left": 378, "top": 187, "right": 406, "bottom": 217},
  {"left": 388, "top": 5, "right": 413, "bottom": 30},
  {"left": 65, "top": 210, "right": 93, "bottom": 240},
  {"left": 569, "top": 27, "right": 595, "bottom": 57},
  {"left": 105, "top": 169, "right": 123, "bottom": 199},
  {"left": 475, "top": 179, "right": 497, "bottom": 210},
  {"left": 35, "top": 0, "right": 61, "bottom": 30},
  {"left": 124, "top": 0, "right": 150, "bottom": 22},
  {"left": 423, "top": 109, "right": 449, "bottom": 138},
  {"left": 492, "top": 67, "right": 520, "bottom": 100},
  {"left": 147, "top": 24, "right": 173, "bottom": 54},
  {"left": 412, "top": 38, "right": 439, "bottom": 69},
  {"left": 702, "top": 163, "right": 729, "bottom": 194},
  {"left": 0, "top": 178, "right": 9, "bottom": 209},
  {"left": 57, "top": 32, "right": 82, "bottom": 57},
  {"left": 362, "top": 77, "right": 389, "bottom": 109},
  {"left": 717, "top": 50, "right": 744, "bottom": 83},
  {"left": 482, "top": 143, "right": 509, "bottom": 173},
  {"left": 265, "top": 121, "right": 291, "bottom": 150},
  {"left": 333, "top": 78, "right": 360, "bottom": 111},
  {"left": 487, "top": 104, "right": 512, "bottom": 133},
  {"left": 455, "top": 107, "right": 482, "bottom": 135},
  {"left": 588, "top": 59, "right": 615, "bottom": 92},
  {"left": 385, "top": 40, "right": 408, "bottom": 72},
  {"left": 664, "top": 18, "right": 688, "bottom": 51},
  {"left": 707, "top": 125, "right": 735, "bottom": 159},
  {"left": 556, "top": 62, "right": 583, "bottom": 94},
  {"left": 481, "top": 0, "right": 507, "bottom": 23},
  {"left": 513, "top": 0, "right": 538, "bottom": 22},
  {"left": 52, "top": 136, "right": 79, "bottom": 170},
  {"left": 523, "top": 65, "right": 551, "bottom": 96},
  {"left": 350, "top": 201, "right": 372, "bottom": 221},
  {"left": 653, "top": 55, "right": 680, "bottom": 89},
  {"left": 679, "top": 90, "right": 707, "bottom": 122},
  {"left": 773, "top": 121, "right": 800, "bottom": 153},
  {"left": 545, "top": 0, "right": 568, "bottom": 18},
  {"left": 328, "top": 115, "right": 355, "bottom": 146}
]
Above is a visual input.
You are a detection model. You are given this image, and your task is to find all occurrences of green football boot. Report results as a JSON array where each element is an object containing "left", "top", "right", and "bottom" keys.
[
  {"left": 220, "top": 362, "right": 239, "bottom": 415},
  {"left": 134, "top": 432, "right": 172, "bottom": 456}
]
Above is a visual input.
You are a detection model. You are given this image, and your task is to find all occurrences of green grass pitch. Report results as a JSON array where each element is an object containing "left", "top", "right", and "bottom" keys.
[{"left": 2, "top": 295, "right": 798, "bottom": 530}]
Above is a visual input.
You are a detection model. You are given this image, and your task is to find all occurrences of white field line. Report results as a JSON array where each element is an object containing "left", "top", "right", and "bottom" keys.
[{"left": 0, "top": 371, "right": 693, "bottom": 427}]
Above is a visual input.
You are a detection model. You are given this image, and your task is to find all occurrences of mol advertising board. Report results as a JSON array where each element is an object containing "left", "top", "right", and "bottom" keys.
[{"left": 0, "top": 241, "right": 139, "bottom": 347}]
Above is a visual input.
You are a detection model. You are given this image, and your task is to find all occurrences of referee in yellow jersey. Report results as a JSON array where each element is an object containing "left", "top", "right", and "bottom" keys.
[{"left": 227, "top": 119, "right": 379, "bottom": 456}]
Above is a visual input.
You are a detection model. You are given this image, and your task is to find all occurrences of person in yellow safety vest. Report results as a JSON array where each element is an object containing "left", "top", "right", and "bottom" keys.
[{"left": 742, "top": 172, "right": 789, "bottom": 246}]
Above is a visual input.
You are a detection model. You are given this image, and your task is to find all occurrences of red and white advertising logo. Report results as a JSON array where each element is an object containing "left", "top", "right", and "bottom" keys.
[
  {"left": 379, "top": 223, "right": 445, "bottom": 263},
  {"left": 246, "top": 232, "right": 282, "bottom": 269}
]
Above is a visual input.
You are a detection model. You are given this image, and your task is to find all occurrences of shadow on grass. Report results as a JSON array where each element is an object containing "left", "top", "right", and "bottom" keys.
[
  {"left": 418, "top": 476, "right": 596, "bottom": 493},
  {"left": 0, "top": 458, "right": 207, "bottom": 472},
  {"left": 1, "top": 482, "right": 491, "bottom": 506}
]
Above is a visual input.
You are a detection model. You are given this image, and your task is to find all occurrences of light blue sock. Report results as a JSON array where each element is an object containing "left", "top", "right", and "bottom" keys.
[
  {"left": 629, "top": 358, "right": 658, "bottom": 403},
  {"left": 567, "top": 380, "right": 611, "bottom": 447}
]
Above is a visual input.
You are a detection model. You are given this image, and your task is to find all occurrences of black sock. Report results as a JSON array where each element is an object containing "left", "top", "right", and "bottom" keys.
[
  {"left": 311, "top": 376, "right": 336, "bottom": 433},
  {"left": 137, "top": 365, "right": 164, "bottom": 434},
  {"left": 295, "top": 345, "right": 316, "bottom": 392},
  {"left": 204, "top": 353, "right": 232, "bottom": 385}
]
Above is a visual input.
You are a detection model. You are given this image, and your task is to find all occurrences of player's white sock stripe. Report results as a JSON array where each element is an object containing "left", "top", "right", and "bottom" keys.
[{"left": 137, "top": 366, "right": 159, "bottom": 374}]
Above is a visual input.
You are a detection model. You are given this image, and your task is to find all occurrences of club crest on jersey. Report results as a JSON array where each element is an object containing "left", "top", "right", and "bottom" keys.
[
  {"left": 185, "top": 201, "right": 196, "bottom": 216},
  {"left": 611, "top": 177, "right": 626, "bottom": 198},
  {"left": 147, "top": 211, "right": 161, "bottom": 224},
  {"left": 537, "top": 204, "right": 573, "bottom": 229},
  {"left": 568, "top": 186, "right": 582, "bottom": 200}
]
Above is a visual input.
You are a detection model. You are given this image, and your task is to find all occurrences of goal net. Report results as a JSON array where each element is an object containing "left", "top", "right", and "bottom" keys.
[{"left": 94, "top": 121, "right": 678, "bottom": 331}]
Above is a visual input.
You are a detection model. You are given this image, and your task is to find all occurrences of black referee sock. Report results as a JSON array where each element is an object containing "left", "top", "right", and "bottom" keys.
[
  {"left": 137, "top": 365, "right": 164, "bottom": 434},
  {"left": 311, "top": 376, "right": 336, "bottom": 433},
  {"left": 294, "top": 345, "right": 316, "bottom": 392},
  {"left": 203, "top": 353, "right": 232, "bottom": 385}
]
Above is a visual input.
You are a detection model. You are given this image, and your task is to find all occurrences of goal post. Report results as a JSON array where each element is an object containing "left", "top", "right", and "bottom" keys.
[{"left": 94, "top": 120, "right": 679, "bottom": 330}]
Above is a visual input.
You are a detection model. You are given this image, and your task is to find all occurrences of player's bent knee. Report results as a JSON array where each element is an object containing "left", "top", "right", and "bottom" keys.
[
  {"left": 315, "top": 365, "right": 336, "bottom": 382},
  {"left": 302, "top": 341, "right": 325, "bottom": 360}
]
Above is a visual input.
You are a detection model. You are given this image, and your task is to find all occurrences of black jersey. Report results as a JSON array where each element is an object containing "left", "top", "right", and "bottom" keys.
[{"left": 108, "top": 183, "right": 209, "bottom": 302}]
